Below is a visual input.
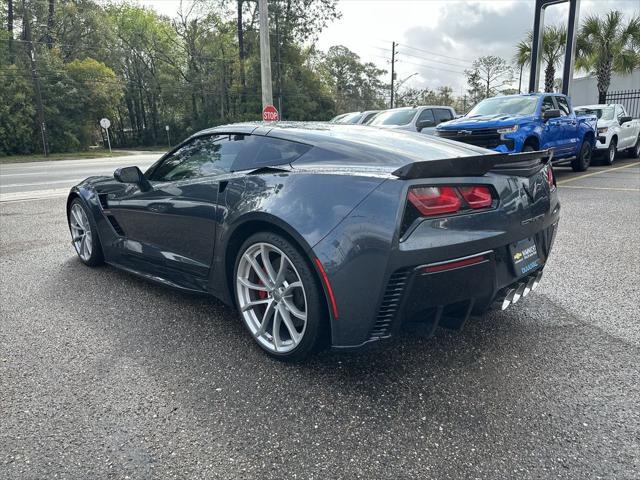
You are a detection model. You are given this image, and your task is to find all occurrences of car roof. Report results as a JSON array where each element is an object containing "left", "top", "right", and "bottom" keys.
[{"left": 193, "top": 122, "right": 490, "bottom": 169}]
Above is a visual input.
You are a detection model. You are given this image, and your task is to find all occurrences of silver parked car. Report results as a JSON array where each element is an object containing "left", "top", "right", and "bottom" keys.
[
  {"left": 331, "top": 110, "right": 381, "bottom": 125},
  {"left": 368, "top": 106, "right": 457, "bottom": 134}
]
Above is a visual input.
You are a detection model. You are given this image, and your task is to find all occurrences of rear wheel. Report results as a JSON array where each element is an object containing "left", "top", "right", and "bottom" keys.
[
  {"left": 234, "top": 232, "right": 326, "bottom": 361},
  {"left": 68, "top": 198, "right": 104, "bottom": 266},
  {"left": 604, "top": 138, "right": 617, "bottom": 165},
  {"left": 571, "top": 141, "right": 592, "bottom": 172}
]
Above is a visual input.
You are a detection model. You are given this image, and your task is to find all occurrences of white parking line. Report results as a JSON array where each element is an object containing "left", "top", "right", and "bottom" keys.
[{"left": 557, "top": 161, "right": 640, "bottom": 185}]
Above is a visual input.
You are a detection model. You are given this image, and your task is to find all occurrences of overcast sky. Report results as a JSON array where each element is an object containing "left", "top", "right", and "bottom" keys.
[{"left": 141, "top": 0, "right": 639, "bottom": 94}]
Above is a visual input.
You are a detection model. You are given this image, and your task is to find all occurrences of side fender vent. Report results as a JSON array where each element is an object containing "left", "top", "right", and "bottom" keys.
[
  {"left": 106, "top": 215, "right": 125, "bottom": 236},
  {"left": 370, "top": 269, "right": 410, "bottom": 339},
  {"left": 98, "top": 194, "right": 109, "bottom": 210}
]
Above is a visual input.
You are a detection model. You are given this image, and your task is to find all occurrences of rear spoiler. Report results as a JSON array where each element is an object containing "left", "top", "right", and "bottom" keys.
[{"left": 392, "top": 149, "right": 553, "bottom": 179}]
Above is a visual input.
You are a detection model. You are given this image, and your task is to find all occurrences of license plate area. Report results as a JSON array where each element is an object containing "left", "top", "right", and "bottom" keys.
[{"left": 509, "top": 237, "right": 541, "bottom": 277}]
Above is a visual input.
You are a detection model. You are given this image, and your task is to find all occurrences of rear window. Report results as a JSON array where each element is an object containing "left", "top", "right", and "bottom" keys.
[{"left": 230, "top": 135, "right": 311, "bottom": 172}]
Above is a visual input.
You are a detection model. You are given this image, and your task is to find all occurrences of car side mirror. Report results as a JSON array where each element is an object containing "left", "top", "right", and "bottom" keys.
[
  {"left": 619, "top": 115, "right": 632, "bottom": 125},
  {"left": 114, "top": 166, "right": 152, "bottom": 191},
  {"left": 416, "top": 119, "right": 435, "bottom": 131},
  {"left": 543, "top": 109, "right": 561, "bottom": 120}
]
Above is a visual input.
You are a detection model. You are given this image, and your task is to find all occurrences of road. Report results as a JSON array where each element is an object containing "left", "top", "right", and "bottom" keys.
[
  {"left": 0, "top": 153, "right": 162, "bottom": 202},
  {"left": 1, "top": 158, "right": 639, "bottom": 479}
]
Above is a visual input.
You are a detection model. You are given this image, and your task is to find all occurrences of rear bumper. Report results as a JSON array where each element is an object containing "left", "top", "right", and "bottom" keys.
[
  {"left": 332, "top": 222, "right": 558, "bottom": 351},
  {"left": 329, "top": 216, "right": 559, "bottom": 352}
]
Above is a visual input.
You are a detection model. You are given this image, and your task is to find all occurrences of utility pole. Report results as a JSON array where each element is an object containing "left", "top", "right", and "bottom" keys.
[
  {"left": 8, "top": 0, "right": 14, "bottom": 62},
  {"left": 22, "top": 0, "right": 49, "bottom": 156},
  {"left": 390, "top": 41, "right": 396, "bottom": 109},
  {"left": 258, "top": 0, "right": 273, "bottom": 108},
  {"left": 275, "top": 13, "right": 283, "bottom": 117}
]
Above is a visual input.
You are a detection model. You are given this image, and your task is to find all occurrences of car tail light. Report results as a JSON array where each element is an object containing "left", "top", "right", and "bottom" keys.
[
  {"left": 407, "top": 186, "right": 461, "bottom": 216},
  {"left": 458, "top": 186, "right": 492, "bottom": 209},
  {"left": 545, "top": 165, "right": 556, "bottom": 190},
  {"left": 407, "top": 185, "right": 494, "bottom": 218}
]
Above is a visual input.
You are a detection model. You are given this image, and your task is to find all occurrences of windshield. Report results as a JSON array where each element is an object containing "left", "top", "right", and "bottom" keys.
[
  {"left": 368, "top": 109, "right": 417, "bottom": 126},
  {"left": 467, "top": 96, "right": 539, "bottom": 117},
  {"left": 337, "top": 112, "right": 365, "bottom": 124},
  {"left": 575, "top": 107, "right": 614, "bottom": 120}
]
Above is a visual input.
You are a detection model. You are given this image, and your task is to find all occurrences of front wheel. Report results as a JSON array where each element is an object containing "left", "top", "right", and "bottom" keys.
[
  {"left": 234, "top": 232, "right": 327, "bottom": 361},
  {"left": 571, "top": 141, "right": 592, "bottom": 172},
  {"left": 68, "top": 198, "right": 104, "bottom": 266},
  {"left": 604, "top": 138, "right": 616, "bottom": 165}
]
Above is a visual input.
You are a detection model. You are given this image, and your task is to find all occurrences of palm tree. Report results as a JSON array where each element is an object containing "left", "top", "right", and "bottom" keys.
[
  {"left": 576, "top": 11, "right": 640, "bottom": 103},
  {"left": 515, "top": 25, "right": 567, "bottom": 93}
]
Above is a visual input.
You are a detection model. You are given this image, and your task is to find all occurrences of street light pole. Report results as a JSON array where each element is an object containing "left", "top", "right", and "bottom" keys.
[{"left": 258, "top": 0, "right": 273, "bottom": 108}]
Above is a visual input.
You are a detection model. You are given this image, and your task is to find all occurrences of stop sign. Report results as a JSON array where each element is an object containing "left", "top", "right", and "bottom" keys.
[{"left": 262, "top": 104, "right": 279, "bottom": 122}]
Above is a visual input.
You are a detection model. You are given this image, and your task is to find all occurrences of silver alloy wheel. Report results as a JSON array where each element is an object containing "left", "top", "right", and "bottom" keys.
[
  {"left": 236, "top": 242, "right": 307, "bottom": 353},
  {"left": 69, "top": 203, "right": 93, "bottom": 261}
]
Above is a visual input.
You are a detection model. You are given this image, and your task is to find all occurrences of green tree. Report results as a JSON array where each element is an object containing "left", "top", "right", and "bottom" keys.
[
  {"left": 577, "top": 10, "right": 640, "bottom": 103},
  {"left": 465, "top": 56, "right": 512, "bottom": 102},
  {"left": 515, "top": 25, "right": 567, "bottom": 93},
  {"left": 319, "top": 45, "right": 387, "bottom": 112},
  {"left": 0, "top": 65, "right": 37, "bottom": 155}
]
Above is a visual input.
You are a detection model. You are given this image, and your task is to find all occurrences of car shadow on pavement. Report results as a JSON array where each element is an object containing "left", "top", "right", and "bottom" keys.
[{"left": 54, "top": 255, "right": 527, "bottom": 398}]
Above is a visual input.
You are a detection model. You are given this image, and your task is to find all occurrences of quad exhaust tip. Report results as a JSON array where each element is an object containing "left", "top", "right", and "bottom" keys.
[{"left": 496, "top": 270, "right": 544, "bottom": 311}]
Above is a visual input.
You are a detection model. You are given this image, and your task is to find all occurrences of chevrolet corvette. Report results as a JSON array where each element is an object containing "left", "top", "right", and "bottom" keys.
[{"left": 67, "top": 123, "right": 559, "bottom": 360}]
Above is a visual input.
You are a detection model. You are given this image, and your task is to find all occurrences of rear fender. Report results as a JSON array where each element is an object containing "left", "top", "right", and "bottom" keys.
[{"left": 209, "top": 171, "right": 387, "bottom": 303}]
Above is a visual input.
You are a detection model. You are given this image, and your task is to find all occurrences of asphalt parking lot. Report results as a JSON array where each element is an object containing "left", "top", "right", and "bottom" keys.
[{"left": 1, "top": 158, "right": 639, "bottom": 479}]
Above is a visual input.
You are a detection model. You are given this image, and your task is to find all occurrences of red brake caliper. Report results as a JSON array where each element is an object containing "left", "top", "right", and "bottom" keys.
[{"left": 257, "top": 278, "right": 268, "bottom": 300}]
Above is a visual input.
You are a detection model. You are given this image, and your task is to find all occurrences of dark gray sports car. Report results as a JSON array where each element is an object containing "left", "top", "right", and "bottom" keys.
[{"left": 67, "top": 123, "right": 559, "bottom": 360}]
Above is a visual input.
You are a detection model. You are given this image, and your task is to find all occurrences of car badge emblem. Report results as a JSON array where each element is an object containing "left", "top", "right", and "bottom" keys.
[{"left": 457, "top": 130, "right": 472, "bottom": 136}]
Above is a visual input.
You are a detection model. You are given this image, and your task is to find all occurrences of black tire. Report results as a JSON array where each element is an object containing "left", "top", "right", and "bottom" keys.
[
  {"left": 233, "top": 231, "right": 328, "bottom": 361},
  {"left": 523, "top": 144, "right": 536, "bottom": 152},
  {"left": 67, "top": 198, "right": 104, "bottom": 266},
  {"left": 629, "top": 136, "right": 640, "bottom": 159},
  {"left": 571, "top": 140, "right": 592, "bottom": 172},
  {"left": 604, "top": 138, "right": 616, "bottom": 165}
]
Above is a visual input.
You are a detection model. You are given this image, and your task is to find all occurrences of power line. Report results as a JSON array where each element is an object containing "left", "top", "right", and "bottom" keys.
[{"left": 396, "top": 43, "right": 474, "bottom": 64}]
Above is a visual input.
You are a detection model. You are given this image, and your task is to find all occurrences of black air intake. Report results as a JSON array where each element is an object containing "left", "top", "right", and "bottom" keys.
[{"left": 370, "top": 269, "right": 410, "bottom": 339}]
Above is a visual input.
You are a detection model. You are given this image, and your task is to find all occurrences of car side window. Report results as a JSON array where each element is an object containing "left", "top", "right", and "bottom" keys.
[
  {"left": 417, "top": 109, "right": 435, "bottom": 124},
  {"left": 433, "top": 108, "right": 453, "bottom": 124},
  {"left": 541, "top": 96, "right": 555, "bottom": 114},
  {"left": 230, "top": 136, "right": 311, "bottom": 172},
  {"left": 556, "top": 97, "right": 571, "bottom": 116},
  {"left": 149, "top": 135, "right": 243, "bottom": 182}
]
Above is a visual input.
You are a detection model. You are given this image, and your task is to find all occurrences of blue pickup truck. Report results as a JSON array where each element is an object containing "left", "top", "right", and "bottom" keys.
[{"left": 435, "top": 93, "right": 597, "bottom": 171}]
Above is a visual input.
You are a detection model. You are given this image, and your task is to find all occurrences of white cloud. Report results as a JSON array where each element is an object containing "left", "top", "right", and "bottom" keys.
[{"left": 136, "top": 0, "right": 639, "bottom": 95}]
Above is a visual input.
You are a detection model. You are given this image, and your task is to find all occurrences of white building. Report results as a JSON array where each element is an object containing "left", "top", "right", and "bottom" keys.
[{"left": 570, "top": 69, "right": 640, "bottom": 113}]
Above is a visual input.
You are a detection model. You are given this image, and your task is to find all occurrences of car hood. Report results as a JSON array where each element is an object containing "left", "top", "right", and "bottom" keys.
[{"left": 438, "top": 114, "right": 536, "bottom": 130}]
